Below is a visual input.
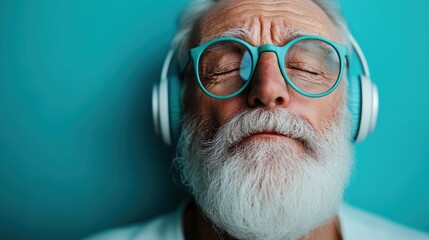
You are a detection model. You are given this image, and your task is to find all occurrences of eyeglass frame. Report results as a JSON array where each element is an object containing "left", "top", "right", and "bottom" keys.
[{"left": 182, "top": 35, "right": 349, "bottom": 99}]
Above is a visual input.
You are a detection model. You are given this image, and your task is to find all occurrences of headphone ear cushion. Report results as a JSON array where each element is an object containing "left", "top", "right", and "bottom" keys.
[
  {"left": 168, "top": 74, "right": 183, "bottom": 145},
  {"left": 348, "top": 74, "right": 362, "bottom": 142}
]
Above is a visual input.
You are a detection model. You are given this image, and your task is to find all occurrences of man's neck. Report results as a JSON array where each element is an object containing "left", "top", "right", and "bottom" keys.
[{"left": 182, "top": 201, "right": 342, "bottom": 240}]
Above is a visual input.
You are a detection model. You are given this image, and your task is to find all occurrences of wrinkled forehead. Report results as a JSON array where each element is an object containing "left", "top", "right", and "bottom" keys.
[{"left": 194, "top": 0, "right": 342, "bottom": 46}]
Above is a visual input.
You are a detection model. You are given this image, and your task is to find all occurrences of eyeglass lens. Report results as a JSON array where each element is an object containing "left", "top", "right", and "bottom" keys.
[{"left": 197, "top": 39, "right": 341, "bottom": 97}]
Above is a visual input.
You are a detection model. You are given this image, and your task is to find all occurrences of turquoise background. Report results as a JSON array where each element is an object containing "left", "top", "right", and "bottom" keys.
[{"left": 0, "top": 0, "right": 428, "bottom": 239}]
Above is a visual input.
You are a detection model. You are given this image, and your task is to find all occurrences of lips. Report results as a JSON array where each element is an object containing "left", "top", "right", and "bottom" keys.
[
  {"left": 244, "top": 131, "right": 291, "bottom": 139},
  {"left": 228, "top": 130, "right": 298, "bottom": 152}
]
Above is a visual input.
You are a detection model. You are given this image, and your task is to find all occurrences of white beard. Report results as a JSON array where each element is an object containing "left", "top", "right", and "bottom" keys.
[{"left": 175, "top": 107, "right": 353, "bottom": 240}]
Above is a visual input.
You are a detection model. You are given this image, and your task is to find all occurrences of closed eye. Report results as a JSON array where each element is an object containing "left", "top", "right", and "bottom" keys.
[
  {"left": 212, "top": 68, "right": 240, "bottom": 76},
  {"left": 288, "top": 66, "right": 321, "bottom": 75}
]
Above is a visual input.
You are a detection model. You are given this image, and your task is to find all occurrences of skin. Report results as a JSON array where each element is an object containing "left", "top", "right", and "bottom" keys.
[{"left": 182, "top": 0, "right": 347, "bottom": 239}]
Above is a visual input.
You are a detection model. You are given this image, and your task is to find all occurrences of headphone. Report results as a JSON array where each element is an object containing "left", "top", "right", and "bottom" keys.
[{"left": 152, "top": 34, "right": 379, "bottom": 146}]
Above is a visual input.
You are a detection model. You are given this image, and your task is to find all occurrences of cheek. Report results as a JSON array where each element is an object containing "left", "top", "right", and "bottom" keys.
[
  {"left": 287, "top": 84, "right": 345, "bottom": 131},
  {"left": 312, "top": 83, "right": 346, "bottom": 129},
  {"left": 287, "top": 99, "right": 323, "bottom": 129},
  {"left": 206, "top": 97, "right": 244, "bottom": 128},
  {"left": 185, "top": 79, "right": 244, "bottom": 129}
]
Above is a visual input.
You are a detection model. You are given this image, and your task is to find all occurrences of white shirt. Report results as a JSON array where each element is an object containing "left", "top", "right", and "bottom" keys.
[{"left": 85, "top": 204, "right": 429, "bottom": 240}]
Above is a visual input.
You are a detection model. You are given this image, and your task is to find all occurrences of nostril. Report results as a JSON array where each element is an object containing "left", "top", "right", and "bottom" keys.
[
  {"left": 274, "top": 97, "right": 283, "bottom": 105},
  {"left": 251, "top": 97, "right": 284, "bottom": 108},
  {"left": 254, "top": 98, "right": 263, "bottom": 107}
]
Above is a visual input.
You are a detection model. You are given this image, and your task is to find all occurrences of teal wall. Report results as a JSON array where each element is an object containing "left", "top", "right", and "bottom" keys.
[
  {"left": 341, "top": 0, "right": 429, "bottom": 233},
  {"left": 0, "top": 0, "right": 428, "bottom": 239}
]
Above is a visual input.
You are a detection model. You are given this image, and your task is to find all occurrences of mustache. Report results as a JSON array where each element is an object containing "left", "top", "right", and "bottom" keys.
[{"left": 206, "top": 108, "right": 320, "bottom": 150}]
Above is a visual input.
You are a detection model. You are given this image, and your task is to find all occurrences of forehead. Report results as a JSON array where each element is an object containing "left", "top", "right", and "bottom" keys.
[{"left": 196, "top": 0, "right": 341, "bottom": 46}]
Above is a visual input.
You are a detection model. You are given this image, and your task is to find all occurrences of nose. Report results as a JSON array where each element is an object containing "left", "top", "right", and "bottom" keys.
[{"left": 247, "top": 52, "right": 290, "bottom": 108}]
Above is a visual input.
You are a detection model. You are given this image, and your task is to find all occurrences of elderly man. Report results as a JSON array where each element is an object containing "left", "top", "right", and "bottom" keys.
[{"left": 86, "top": 0, "right": 429, "bottom": 239}]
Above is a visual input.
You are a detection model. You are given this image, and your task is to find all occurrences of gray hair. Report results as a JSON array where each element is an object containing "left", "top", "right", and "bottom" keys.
[{"left": 172, "top": 0, "right": 351, "bottom": 61}]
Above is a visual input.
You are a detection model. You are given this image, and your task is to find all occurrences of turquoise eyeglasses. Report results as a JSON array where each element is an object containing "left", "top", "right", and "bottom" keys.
[{"left": 182, "top": 35, "right": 348, "bottom": 99}]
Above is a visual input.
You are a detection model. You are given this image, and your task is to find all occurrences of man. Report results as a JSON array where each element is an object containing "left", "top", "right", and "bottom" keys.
[{"left": 86, "top": 0, "right": 429, "bottom": 239}]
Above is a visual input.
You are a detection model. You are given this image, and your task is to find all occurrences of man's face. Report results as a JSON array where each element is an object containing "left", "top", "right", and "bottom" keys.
[
  {"left": 184, "top": 0, "right": 346, "bottom": 136},
  {"left": 177, "top": 0, "right": 352, "bottom": 239}
]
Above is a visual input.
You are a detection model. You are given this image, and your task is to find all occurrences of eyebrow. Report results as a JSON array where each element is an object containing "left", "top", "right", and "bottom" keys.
[
  {"left": 219, "top": 26, "right": 253, "bottom": 39},
  {"left": 212, "top": 26, "right": 319, "bottom": 46},
  {"left": 284, "top": 28, "right": 318, "bottom": 41}
]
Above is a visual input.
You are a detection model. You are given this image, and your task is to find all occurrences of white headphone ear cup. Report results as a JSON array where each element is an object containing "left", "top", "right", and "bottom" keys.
[
  {"left": 347, "top": 33, "right": 379, "bottom": 142},
  {"left": 369, "top": 82, "right": 379, "bottom": 134},
  {"left": 152, "top": 48, "right": 183, "bottom": 146},
  {"left": 153, "top": 49, "right": 176, "bottom": 145},
  {"left": 152, "top": 83, "right": 160, "bottom": 136},
  {"left": 355, "top": 75, "right": 378, "bottom": 142},
  {"left": 158, "top": 70, "right": 172, "bottom": 145},
  {"left": 348, "top": 74, "right": 362, "bottom": 141}
]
